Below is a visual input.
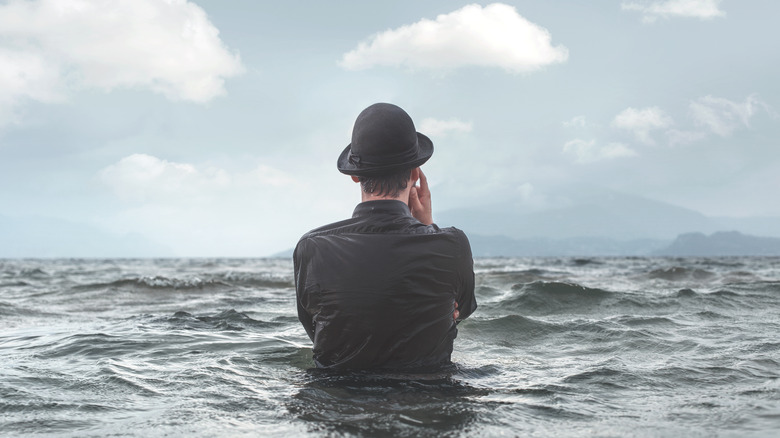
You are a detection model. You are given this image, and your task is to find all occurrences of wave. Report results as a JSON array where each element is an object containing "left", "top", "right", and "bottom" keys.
[
  {"left": 0, "top": 301, "right": 58, "bottom": 318},
  {"left": 477, "top": 269, "right": 562, "bottom": 285},
  {"left": 563, "top": 366, "right": 638, "bottom": 388},
  {"left": 18, "top": 267, "right": 50, "bottom": 278},
  {"left": 465, "top": 314, "right": 562, "bottom": 340},
  {"left": 0, "top": 280, "right": 31, "bottom": 287},
  {"left": 478, "top": 279, "right": 772, "bottom": 318},
  {"left": 32, "top": 333, "right": 143, "bottom": 359},
  {"left": 462, "top": 314, "right": 683, "bottom": 353},
  {"left": 29, "top": 310, "right": 283, "bottom": 360},
  {"left": 570, "top": 258, "right": 604, "bottom": 266},
  {"left": 474, "top": 285, "right": 504, "bottom": 300},
  {"left": 71, "top": 276, "right": 233, "bottom": 292},
  {"left": 0, "top": 301, "right": 16, "bottom": 316},
  {"left": 611, "top": 315, "right": 681, "bottom": 327},
  {"left": 673, "top": 288, "right": 743, "bottom": 299},
  {"left": 71, "top": 274, "right": 293, "bottom": 292},
  {"left": 670, "top": 287, "right": 777, "bottom": 311},
  {"left": 163, "top": 309, "right": 280, "bottom": 331},
  {"left": 646, "top": 267, "right": 717, "bottom": 281},
  {"left": 491, "top": 281, "right": 616, "bottom": 315},
  {"left": 214, "top": 271, "right": 294, "bottom": 289},
  {"left": 693, "top": 310, "right": 729, "bottom": 320}
]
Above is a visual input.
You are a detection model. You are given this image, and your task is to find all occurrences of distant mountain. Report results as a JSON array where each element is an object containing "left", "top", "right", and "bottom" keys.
[
  {"left": 711, "top": 216, "right": 780, "bottom": 238},
  {"left": 438, "top": 192, "right": 711, "bottom": 240},
  {"left": 654, "top": 231, "right": 780, "bottom": 256},
  {"left": 271, "top": 248, "right": 294, "bottom": 258},
  {"left": 467, "top": 234, "right": 669, "bottom": 257},
  {"left": 255, "top": 231, "right": 780, "bottom": 259},
  {"left": 0, "top": 214, "right": 173, "bottom": 258},
  {"left": 437, "top": 188, "right": 780, "bottom": 241}
]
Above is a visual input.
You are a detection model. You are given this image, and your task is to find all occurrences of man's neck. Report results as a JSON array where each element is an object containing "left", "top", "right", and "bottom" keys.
[{"left": 360, "top": 189, "right": 411, "bottom": 205}]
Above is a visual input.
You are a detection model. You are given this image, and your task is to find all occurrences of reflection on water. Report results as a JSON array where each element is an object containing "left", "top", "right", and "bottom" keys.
[{"left": 288, "top": 368, "right": 488, "bottom": 437}]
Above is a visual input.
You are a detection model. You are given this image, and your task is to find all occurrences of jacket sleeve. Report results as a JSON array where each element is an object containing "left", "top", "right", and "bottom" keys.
[
  {"left": 293, "top": 238, "right": 316, "bottom": 342},
  {"left": 454, "top": 229, "right": 477, "bottom": 321}
]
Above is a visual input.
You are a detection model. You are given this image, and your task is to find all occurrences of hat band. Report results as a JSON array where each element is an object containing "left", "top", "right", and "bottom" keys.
[{"left": 348, "top": 142, "right": 420, "bottom": 168}]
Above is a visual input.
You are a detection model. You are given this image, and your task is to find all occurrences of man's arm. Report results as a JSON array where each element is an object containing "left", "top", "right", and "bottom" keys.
[
  {"left": 409, "top": 168, "right": 461, "bottom": 321},
  {"left": 455, "top": 230, "right": 477, "bottom": 322},
  {"left": 409, "top": 168, "right": 466, "bottom": 321},
  {"left": 293, "top": 240, "right": 316, "bottom": 341}
]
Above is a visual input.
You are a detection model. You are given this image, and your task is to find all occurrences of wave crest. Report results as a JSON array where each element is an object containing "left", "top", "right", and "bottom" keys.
[
  {"left": 73, "top": 274, "right": 292, "bottom": 292},
  {"left": 647, "top": 267, "right": 716, "bottom": 281},
  {"left": 498, "top": 281, "right": 615, "bottom": 315}
]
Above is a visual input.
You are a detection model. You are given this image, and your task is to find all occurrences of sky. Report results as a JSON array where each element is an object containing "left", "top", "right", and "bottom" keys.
[{"left": 1, "top": 0, "right": 778, "bottom": 257}]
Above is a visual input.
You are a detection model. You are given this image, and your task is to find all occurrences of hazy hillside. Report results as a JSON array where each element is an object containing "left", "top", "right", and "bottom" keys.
[
  {"left": 437, "top": 188, "right": 780, "bottom": 241},
  {"left": 654, "top": 231, "right": 780, "bottom": 256},
  {"left": 466, "top": 231, "right": 780, "bottom": 257},
  {"left": 0, "top": 215, "right": 173, "bottom": 258}
]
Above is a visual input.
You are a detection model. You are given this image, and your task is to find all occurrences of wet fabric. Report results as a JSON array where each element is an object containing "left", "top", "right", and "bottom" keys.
[{"left": 294, "top": 200, "right": 476, "bottom": 371}]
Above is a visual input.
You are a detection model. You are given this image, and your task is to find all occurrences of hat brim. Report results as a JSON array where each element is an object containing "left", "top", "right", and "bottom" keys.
[{"left": 336, "top": 133, "right": 433, "bottom": 176}]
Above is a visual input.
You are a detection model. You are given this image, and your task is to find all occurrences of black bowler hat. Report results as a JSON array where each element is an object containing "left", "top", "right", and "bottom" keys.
[{"left": 337, "top": 103, "right": 433, "bottom": 176}]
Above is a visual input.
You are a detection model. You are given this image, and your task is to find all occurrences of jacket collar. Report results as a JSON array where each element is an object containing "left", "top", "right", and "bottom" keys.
[{"left": 352, "top": 200, "right": 412, "bottom": 218}]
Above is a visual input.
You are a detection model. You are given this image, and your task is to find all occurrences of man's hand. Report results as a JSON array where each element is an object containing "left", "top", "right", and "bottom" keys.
[
  {"left": 453, "top": 302, "right": 459, "bottom": 321},
  {"left": 409, "top": 169, "right": 433, "bottom": 225}
]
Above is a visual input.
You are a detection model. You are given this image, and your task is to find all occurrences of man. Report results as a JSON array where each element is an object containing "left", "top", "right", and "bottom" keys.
[{"left": 294, "top": 103, "right": 476, "bottom": 371}]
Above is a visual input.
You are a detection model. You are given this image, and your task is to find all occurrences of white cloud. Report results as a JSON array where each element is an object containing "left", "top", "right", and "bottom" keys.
[
  {"left": 0, "top": 0, "right": 243, "bottom": 123},
  {"left": 621, "top": 0, "right": 725, "bottom": 23},
  {"left": 340, "top": 3, "right": 568, "bottom": 73},
  {"left": 418, "top": 118, "right": 473, "bottom": 137},
  {"left": 563, "top": 115, "right": 588, "bottom": 128},
  {"left": 563, "top": 139, "right": 637, "bottom": 163},
  {"left": 0, "top": 48, "right": 64, "bottom": 126},
  {"left": 98, "top": 154, "right": 296, "bottom": 203},
  {"left": 689, "top": 94, "right": 767, "bottom": 137},
  {"left": 613, "top": 106, "right": 673, "bottom": 144},
  {"left": 96, "top": 154, "right": 343, "bottom": 256},
  {"left": 99, "top": 154, "right": 229, "bottom": 202}
]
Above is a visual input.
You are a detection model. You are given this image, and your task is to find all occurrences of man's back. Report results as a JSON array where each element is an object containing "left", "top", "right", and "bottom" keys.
[{"left": 294, "top": 200, "right": 476, "bottom": 371}]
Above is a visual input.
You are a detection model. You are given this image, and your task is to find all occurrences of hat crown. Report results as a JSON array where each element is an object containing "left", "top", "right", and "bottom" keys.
[
  {"left": 350, "top": 103, "right": 419, "bottom": 166},
  {"left": 337, "top": 102, "right": 433, "bottom": 176}
]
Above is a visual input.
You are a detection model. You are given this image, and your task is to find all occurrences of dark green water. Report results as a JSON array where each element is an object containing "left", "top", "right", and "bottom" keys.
[{"left": 1, "top": 257, "right": 779, "bottom": 437}]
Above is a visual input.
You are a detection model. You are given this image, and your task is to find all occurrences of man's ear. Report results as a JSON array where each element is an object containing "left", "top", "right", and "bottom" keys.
[
  {"left": 351, "top": 176, "right": 360, "bottom": 183},
  {"left": 410, "top": 167, "right": 420, "bottom": 183}
]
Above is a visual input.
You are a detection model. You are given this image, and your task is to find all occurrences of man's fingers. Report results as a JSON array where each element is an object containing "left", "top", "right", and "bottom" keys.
[
  {"left": 418, "top": 169, "right": 429, "bottom": 194},
  {"left": 409, "top": 186, "right": 420, "bottom": 208}
]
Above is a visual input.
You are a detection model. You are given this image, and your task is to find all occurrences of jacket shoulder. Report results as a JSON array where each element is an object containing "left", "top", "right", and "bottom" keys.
[{"left": 436, "top": 225, "right": 470, "bottom": 241}]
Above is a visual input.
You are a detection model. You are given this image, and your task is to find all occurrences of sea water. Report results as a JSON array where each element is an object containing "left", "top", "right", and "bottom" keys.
[{"left": 1, "top": 257, "right": 779, "bottom": 437}]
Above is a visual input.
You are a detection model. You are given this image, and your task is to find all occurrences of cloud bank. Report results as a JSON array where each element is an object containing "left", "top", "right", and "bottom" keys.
[
  {"left": 0, "top": 0, "right": 243, "bottom": 125},
  {"left": 97, "top": 154, "right": 309, "bottom": 255},
  {"left": 98, "top": 154, "right": 296, "bottom": 203},
  {"left": 690, "top": 95, "right": 767, "bottom": 137},
  {"left": 99, "top": 154, "right": 228, "bottom": 202},
  {"left": 565, "top": 94, "right": 769, "bottom": 155},
  {"left": 613, "top": 106, "right": 673, "bottom": 144},
  {"left": 340, "top": 3, "right": 568, "bottom": 72},
  {"left": 622, "top": 0, "right": 725, "bottom": 23}
]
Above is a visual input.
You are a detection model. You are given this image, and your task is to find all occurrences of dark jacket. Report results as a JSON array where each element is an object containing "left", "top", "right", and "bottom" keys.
[{"left": 294, "top": 200, "right": 476, "bottom": 371}]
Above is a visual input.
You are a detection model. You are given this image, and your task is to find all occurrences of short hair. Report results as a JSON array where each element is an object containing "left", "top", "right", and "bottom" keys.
[{"left": 358, "top": 168, "right": 412, "bottom": 198}]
